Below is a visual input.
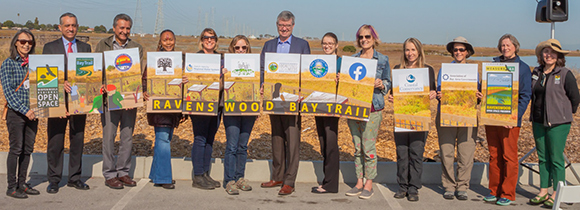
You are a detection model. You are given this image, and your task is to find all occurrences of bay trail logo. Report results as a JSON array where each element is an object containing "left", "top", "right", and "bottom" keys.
[
  {"left": 268, "top": 62, "right": 278, "bottom": 72},
  {"left": 406, "top": 74, "right": 416, "bottom": 83},
  {"left": 309, "top": 59, "right": 328, "bottom": 78},
  {"left": 348, "top": 62, "right": 366, "bottom": 81},
  {"left": 114, "top": 54, "right": 133, "bottom": 72}
]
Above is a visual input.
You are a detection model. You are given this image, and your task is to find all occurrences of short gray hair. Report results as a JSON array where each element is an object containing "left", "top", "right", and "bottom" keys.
[
  {"left": 276, "top": 11, "right": 295, "bottom": 25},
  {"left": 113, "top": 13, "right": 132, "bottom": 27},
  {"left": 497, "top": 33, "right": 520, "bottom": 55},
  {"left": 59, "top": 12, "right": 77, "bottom": 25}
]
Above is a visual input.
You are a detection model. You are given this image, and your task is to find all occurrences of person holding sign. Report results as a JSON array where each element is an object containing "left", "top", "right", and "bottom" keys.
[
  {"left": 221, "top": 35, "right": 256, "bottom": 195},
  {"left": 311, "top": 32, "right": 341, "bottom": 194},
  {"left": 482, "top": 34, "right": 531, "bottom": 206},
  {"left": 190, "top": 28, "right": 223, "bottom": 190},
  {"left": 42, "top": 12, "right": 92, "bottom": 194},
  {"left": 1, "top": 29, "right": 40, "bottom": 198},
  {"left": 435, "top": 36, "right": 481, "bottom": 200},
  {"left": 344, "top": 24, "right": 391, "bottom": 200},
  {"left": 388, "top": 38, "right": 436, "bottom": 201},
  {"left": 259, "top": 11, "right": 310, "bottom": 196},
  {"left": 528, "top": 39, "right": 580, "bottom": 207},
  {"left": 95, "top": 14, "right": 144, "bottom": 190},
  {"left": 146, "top": 29, "right": 183, "bottom": 190}
]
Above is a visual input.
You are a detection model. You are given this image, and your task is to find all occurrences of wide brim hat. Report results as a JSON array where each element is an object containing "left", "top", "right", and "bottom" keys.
[
  {"left": 446, "top": 36, "right": 475, "bottom": 57},
  {"left": 535, "top": 39, "right": 570, "bottom": 58}
]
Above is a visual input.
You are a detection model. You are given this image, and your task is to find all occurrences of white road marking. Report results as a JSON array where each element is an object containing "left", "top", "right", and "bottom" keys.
[
  {"left": 110, "top": 179, "right": 150, "bottom": 210},
  {"left": 376, "top": 183, "right": 404, "bottom": 210}
]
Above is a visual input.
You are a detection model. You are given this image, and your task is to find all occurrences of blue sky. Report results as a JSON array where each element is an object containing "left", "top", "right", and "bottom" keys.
[{"left": 1, "top": 0, "right": 579, "bottom": 50}]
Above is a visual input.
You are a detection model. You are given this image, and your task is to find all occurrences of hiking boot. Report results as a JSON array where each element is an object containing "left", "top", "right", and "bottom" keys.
[
  {"left": 455, "top": 191, "right": 468, "bottom": 200},
  {"left": 443, "top": 191, "right": 454, "bottom": 200},
  {"left": 235, "top": 178, "right": 252, "bottom": 191},
  {"left": 192, "top": 175, "right": 215, "bottom": 190},
  {"left": 225, "top": 181, "right": 239, "bottom": 195},
  {"left": 393, "top": 190, "right": 406, "bottom": 199},
  {"left": 203, "top": 172, "right": 220, "bottom": 188}
]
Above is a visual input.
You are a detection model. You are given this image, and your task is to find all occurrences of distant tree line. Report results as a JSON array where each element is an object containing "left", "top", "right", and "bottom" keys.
[{"left": 2, "top": 17, "right": 113, "bottom": 34}]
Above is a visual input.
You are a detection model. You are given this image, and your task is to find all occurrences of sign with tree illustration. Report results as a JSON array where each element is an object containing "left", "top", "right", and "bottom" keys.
[
  {"left": 392, "top": 68, "right": 430, "bottom": 132},
  {"left": 440, "top": 63, "right": 478, "bottom": 127},
  {"left": 146, "top": 51, "right": 183, "bottom": 113},
  {"left": 223, "top": 53, "right": 260, "bottom": 116},
  {"left": 103, "top": 48, "right": 143, "bottom": 110},
  {"left": 67, "top": 53, "right": 103, "bottom": 115},
  {"left": 300, "top": 54, "right": 340, "bottom": 116},
  {"left": 336, "top": 56, "right": 377, "bottom": 121},
  {"left": 263, "top": 53, "right": 301, "bottom": 115},
  {"left": 28, "top": 54, "right": 67, "bottom": 118},
  {"left": 183, "top": 53, "right": 221, "bottom": 115},
  {"left": 481, "top": 62, "right": 519, "bottom": 126}
]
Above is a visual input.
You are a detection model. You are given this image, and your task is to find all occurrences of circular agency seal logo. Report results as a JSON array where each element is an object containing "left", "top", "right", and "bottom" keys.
[
  {"left": 348, "top": 62, "right": 366, "bottom": 81},
  {"left": 309, "top": 59, "right": 328, "bottom": 78},
  {"left": 268, "top": 62, "right": 278, "bottom": 72},
  {"left": 442, "top": 74, "right": 450, "bottom": 81},
  {"left": 186, "top": 64, "right": 193, "bottom": 72},
  {"left": 406, "top": 74, "right": 416, "bottom": 83},
  {"left": 114, "top": 54, "right": 133, "bottom": 72}
]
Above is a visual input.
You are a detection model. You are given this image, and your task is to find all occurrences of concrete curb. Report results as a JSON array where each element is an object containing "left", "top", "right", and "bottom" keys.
[{"left": 0, "top": 152, "right": 578, "bottom": 185}]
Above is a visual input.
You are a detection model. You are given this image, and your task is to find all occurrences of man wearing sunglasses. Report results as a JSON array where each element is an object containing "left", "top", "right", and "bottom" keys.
[
  {"left": 95, "top": 13, "right": 144, "bottom": 190},
  {"left": 42, "top": 12, "right": 92, "bottom": 194},
  {"left": 259, "top": 10, "right": 310, "bottom": 196}
]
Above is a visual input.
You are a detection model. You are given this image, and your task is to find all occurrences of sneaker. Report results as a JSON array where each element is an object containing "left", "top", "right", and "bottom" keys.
[
  {"left": 358, "top": 189, "right": 374, "bottom": 199},
  {"left": 19, "top": 183, "right": 40, "bottom": 195},
  {"left": 6, "top": 188, "right": 27, "bottom": 199},
  {"left": 496, "top": 197, "right": 513, "bottom": 206},
  {"left": 225, "top": 181, "right": 239, "bottom": 195},
  {"left": 235, "top": 178, "right": 252, "bottom": 191},
  {"left": 483, "top": 194, "right": 497, "bottom": 202},
  {"left": 345, "top": 187, "right": 363, "bottom": 196},
  {"left": 456, "top": 191, "right": 468, "bottom": 200},
  {"left": 443, "top": 191, "right": 454, "bottom": 200}
]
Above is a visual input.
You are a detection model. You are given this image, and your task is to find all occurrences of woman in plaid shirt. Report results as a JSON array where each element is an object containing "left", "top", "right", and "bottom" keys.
[{"left": 0, "top": 29, "right": 40, "bottom": 199}]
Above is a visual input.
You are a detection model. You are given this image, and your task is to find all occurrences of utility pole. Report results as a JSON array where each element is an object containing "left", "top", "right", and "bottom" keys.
[
  {"left": 154, "top": 0, "right": 164, "bottom": 35},
  {"left": 134, "top": 0, "right": 143, "bottom": 35}
]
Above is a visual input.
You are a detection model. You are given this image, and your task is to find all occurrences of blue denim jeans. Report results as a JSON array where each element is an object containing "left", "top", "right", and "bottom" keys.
[
  {"left": 149, "top": 126, "right": 174, "bottom": 184},
  {"left": 222, "top": 116, "right": 256, "bottom": 186},
  {"left": 191, "top": 114, "right": 220, "bottom": 176}
]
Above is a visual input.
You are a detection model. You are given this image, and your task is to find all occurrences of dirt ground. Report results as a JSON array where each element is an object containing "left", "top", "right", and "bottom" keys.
[{"left": 0, "top": 30, "right": 579, "bottom": 163}]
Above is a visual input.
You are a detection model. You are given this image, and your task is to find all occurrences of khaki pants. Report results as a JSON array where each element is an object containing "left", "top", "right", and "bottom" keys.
[{"left": 437, "top": 123, "right": 476, "bottom": 192}]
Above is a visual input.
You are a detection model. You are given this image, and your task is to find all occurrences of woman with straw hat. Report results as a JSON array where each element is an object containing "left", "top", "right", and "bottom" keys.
[{"left": 528, "top": 39, "right": 580, "bottom": 207}]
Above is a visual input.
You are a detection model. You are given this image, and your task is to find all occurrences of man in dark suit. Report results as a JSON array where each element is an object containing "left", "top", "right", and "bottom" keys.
[
  {"left": 42, "top": 12, "right": 91, "bottom": 194},
  {"left": 259, "top": 10, "right": 310, "bottom": 195}
]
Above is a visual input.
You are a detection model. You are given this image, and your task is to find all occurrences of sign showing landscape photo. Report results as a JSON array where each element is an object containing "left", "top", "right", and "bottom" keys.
[
  {"left": 28, "top": 54, "right": 67, "bottom": 118},
  {"left": 440, "top": 63, "right": 478, "bottom": 127},
  {"left": 336, "top": 56, "right": 377, "bottom": 121},
  {"left": 67, "top": 53, "right": 103, "bottom": 115},
  {"left": 263, "top": 53, "right": 301, "bottom": 115},
  {"left": 146, "top": 51, "right": 183, "bottom": 113},
  {"left": 183, "top": 53, "right": 221, "bottom": 115},
  {"left": 481, "top": 62, "right": 519, "bottom": 126},
  {"left": 223, "top": 53, "right": 260, "bottom": 116},
  {"left": 104, "top": 48, "right": 143, "bottom": 110},
  {"left": 300, "top": 54, "right": 339, "bottom": 116},
  {"left": 392, "top": 68, "right": 430, "bottom": 132}
]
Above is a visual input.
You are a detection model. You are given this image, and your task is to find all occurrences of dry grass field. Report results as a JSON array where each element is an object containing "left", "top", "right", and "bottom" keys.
[{"left": 0, "top": 30, "right": 579, "bottom": 163}]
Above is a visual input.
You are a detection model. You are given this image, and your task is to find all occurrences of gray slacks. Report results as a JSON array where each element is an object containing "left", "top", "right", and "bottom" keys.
[{"left": 101, "top": 108, "right": 137, "bottom": 180}]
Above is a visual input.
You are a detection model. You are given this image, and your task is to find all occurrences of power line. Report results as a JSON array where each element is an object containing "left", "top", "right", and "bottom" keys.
[
  {"left": 154, "top": 0, "right": 164, "bottom": 35},
  {"left": 133, "top": 0, "right": 143, "bottom": 35}
]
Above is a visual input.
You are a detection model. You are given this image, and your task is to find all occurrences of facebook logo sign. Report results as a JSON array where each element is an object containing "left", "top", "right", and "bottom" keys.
[{"left": 349, "top": 62, "right": 366, "bottom": 81}]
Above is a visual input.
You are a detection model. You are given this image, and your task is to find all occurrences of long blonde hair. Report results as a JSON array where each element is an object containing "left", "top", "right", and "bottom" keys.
[{"left": 400, "top": 37, "right": 426, "bottom": 69}]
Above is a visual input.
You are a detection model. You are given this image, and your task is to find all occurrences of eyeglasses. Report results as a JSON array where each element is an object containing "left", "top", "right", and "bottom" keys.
[
  {"left": 203, "top": 36, "right": 217, "bottom": 40},
  {"left": 453, "top": 48, "right": 467, "bottom": 52},
  {"left": 17, "top": 39, "right": 33, "bottom": 45},
  {"left": 277, "top": 24, "right": 293, "bottom": 28},
  {"left": 322, "top": 42, "right": 336, "bottom": 46},
  {"left": 358, "top": 35, "right": 372, "bottom": 40},
  {"left": 234, "top": 46, "right": 247, "bottom": 50}
]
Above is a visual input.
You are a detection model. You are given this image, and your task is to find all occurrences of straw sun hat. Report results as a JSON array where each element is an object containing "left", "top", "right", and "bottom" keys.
[{"left": 535, "top": 39, "right": 570, "bottom": 58}]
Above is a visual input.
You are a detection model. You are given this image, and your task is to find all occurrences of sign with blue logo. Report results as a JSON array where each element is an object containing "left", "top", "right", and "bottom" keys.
[
  {"left": 348, "top": 62, "right": 367, "bottom": 81},
  {"left": 309, "top": 59, "right": 328, "bottom": 78}
]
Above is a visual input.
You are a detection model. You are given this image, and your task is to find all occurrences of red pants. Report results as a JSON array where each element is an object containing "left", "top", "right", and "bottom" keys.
[{"left": 485, "top": 126, "right": 520, "bottom": 201}]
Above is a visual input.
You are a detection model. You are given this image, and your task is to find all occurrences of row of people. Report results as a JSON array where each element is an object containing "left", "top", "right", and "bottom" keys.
[{"left": 1, "top": 11, "right": 578, "bottom": 208}]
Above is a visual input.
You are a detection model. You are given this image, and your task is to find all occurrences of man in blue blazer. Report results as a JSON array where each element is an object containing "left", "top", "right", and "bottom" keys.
[
  {"left": 259, "top": 10, "right": 310, "bottom": 196},
  {"left": 42, "top": 12, "right": 92, "bottom": 194}
]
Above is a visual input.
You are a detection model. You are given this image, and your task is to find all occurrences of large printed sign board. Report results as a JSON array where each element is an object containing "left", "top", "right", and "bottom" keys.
[
  {"left": 67, "top": 53, "right": 103, "bottom": 114},
  {"left": 392, "top": 68, "right": 431, "bottom": 132},
  {"left": 29, "top": 54, "right": 66, "bottom": 118},
  {"left": 481, "top": 62, "right": 519, "bottom": 126},
  {"left": 336, "top": 56, "right": 377, "bottom": 121},
  {"left": 183, "top": 53, "right": 221, "bottom": 115},
  {"left": 300, "top": 54, "right": 341, "bottom": 116},
  {"left": 104, "top": 48, "right": 143, "bottom": 110},
  {"left": 262, "top": 53, "right": 301, "bottom": 115},
  {"left": 223, "top": 53, "right": 261, "bottom": 116},
  {"left": 440, "top": 63, "right": 479, "bottom": 127},
  {"left": 146, "top": 51, "right": 183, "bottom": 113}
]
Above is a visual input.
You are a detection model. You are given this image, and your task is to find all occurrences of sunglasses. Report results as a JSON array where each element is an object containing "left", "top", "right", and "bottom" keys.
[
  {"left": 17, "top": 39, "right": 33, "bottom": 45},
  {"left": 359, "top": 35, "right": 372, "bottom": 40},
  {"left": 234, "top": 46, "right": 248, "bottom": 50},
  {"left": 453, "top": 48, "right": 467, "bottom": 52},
  {"left": 203, "top": 36, "right": 217, "bottom": 40}
]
